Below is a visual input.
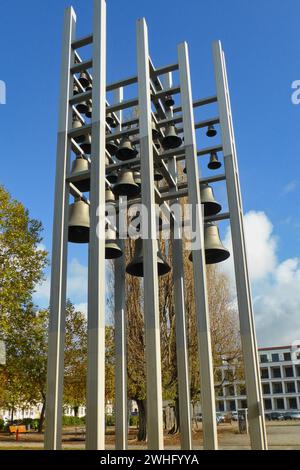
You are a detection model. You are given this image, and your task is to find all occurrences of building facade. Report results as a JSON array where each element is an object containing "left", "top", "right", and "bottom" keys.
[{"left": 216, "top": 345, "right": 300, "bottom": 414}]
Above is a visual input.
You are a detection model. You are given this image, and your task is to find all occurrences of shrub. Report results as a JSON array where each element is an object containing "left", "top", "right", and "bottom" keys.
[
  {"left": 106, "top": 415, "right": 115, "bottom": 427},
  {"left": 129, "top": 415, "right": 138, "bottom": 427},
  {"left": 62, "top": 415, "right": 85, "bottom": 426},
  {"left": 0, "top": 419, "right": 4, "bottom": 431}
]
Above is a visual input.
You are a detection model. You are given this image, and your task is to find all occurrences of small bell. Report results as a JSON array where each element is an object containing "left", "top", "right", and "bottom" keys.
[
  {"left": 154, "top": 167, "right": 163, "bottom": 182},
  {"left": 152, "top": 121, "right": 160, "bottom": 140},
  {"left": 72, "top": 115, "right": 85, "bottom": 144},
  {"left": 85, "top": 101, "right": 92, "bottom": 119},
  {"left": 106, "top": 140, "right": 119, "bottom": 156},
  {"left": 105, "top": 187, "right": 116, "bottom": 204},
  {"left": 105, "top": 156, "right": 118, "bottom": 184},
  {"left": 107, "top": 113, "right": 118, "bottom": 128},
  {"left": 162, "top": 125, "right": 182, "bottom": 150},
  {"left": 68, "top": 199, "right": 90, "bottom": 244},
  {"left": 208, "top": 152, "right": 222, "bottom": 170},
  {"left": 113, "top": 168, "right": 140, "bottom": 198},
  {"left": 70, "top": 157, "right": 90, "bottom": 192},
  {"left": 73, "top": 83, "right": 80, "bottom": 95},
  {"left": 165, "top": 94, "right": 175, "bottom": 108},
  {"left": 76, "top": 101, "right": 90, "bottom": 114},
  {"left": 189, "top": 222, "right": 230, "bottom": 265},
  {"left": 206, "top": 125, "right": 217, "bottom": 138},
  {"left": 86, "top": 84, "right": 93, "bottom": 92},
  {"left": 80, "top": 134, "right": 92, "bottom": 155},
  {"left": 116, "top": 136, "right": 138, "bottom": 161},
  {"left": 134, "top": 171, "right": 141, "bottom": 187},
  {"left": 126, "top": 238, "right": 171, "bottom": 277},
  {"left": 200, "top": 184, "right": 222, "bottom": 217},
  {"left": 105, "top": 226, "right": 123, "bottom": 259},
  {"left": 78, "top": 71, "right": 90, "bottom": 88}
]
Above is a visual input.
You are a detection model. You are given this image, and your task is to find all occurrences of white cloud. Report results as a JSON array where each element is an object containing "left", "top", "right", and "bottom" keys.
[
  {"left": 74, "top": 303, "right": 88, "bottom": 316},
  {"left": 222, "top": 211, "right": 300, "bottom": 347},
  {"left": 282, "top": 180, "right": 297, "bottom": 194}
]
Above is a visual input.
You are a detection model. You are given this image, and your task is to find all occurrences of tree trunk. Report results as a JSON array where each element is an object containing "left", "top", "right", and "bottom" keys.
[
  {"left": 168, "top": 398, "right": 180, "bottom": 434},
  {"left": 136, "top": 399, "right": 147, "bottom": 442},
  {"left": 38, "top": 399, "right": 46, "bottom": 433},
  {"left": 73, "top": 406, "right": 79, "bottom": 417},
  {"left": 10, "top": 408, "right": 14, "bottom": 422}
]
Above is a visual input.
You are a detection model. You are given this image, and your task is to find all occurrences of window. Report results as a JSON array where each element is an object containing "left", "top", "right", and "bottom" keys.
[
  {"left": 296, "top": 366, "right": 300, "bottom": 377},
  {"left": 271, "top": 353, "right": 280, "bottom": 362},
  {"left": 285, "top": 382, "right": 296, "bottom": 393},
  {"left": 272, "top": 382, "right": 283, "bottom": 394},
  {"left": 217, "top": 387, "right": 224, "bottom": 397},
  {"left": 298, "top": 381, "right": 300, "bottom": 393},
  {"left": 262, "top": 383, "right": 270, "bottom": 394},
  {"left": 284, "top": 352, "right": 291, "bottom": 361},
  {"left": 260, "top": 354, "right": 268, "bottom": 363},
  {"left": 215, "top": 369, "right": 222, "bottom": 382},
  {"left": 261, "top": 368, "right": 269, "bottom": 379},
  {"left": 271, "top": 367, "right": 281, "bottom": 378},
  {"left": 288, "top": 398, "right": 297, "bottom": 409},
  {"left": 224, "top": 369, "right": 234, "bottom": 382},
  {"left": 264, "top": 398, "right": 272, "bottom": 410},
  {"left": 284, "top": 366, "right": 294, "bottom": 378},
  {"left": 217, "top": 401, "right": 225, "bottom": 412},
  {"left": 240, "top": 399, "right": 247, "bottom": 409},
  {"left": 229, "top": 400, "right": 236, "bottom": 411},
  {"left": 237, "top": 385, "right": 246, "bottom": 396},
  {"left": 275, "top": 398, "right": 285, "bottom": 410}
]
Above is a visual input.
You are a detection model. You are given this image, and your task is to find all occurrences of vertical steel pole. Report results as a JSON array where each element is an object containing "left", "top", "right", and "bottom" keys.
[
  {"left": 164, "top": 73, "right": 192, "bottom": 450},
  {"left": 86, "top": 0, "right": 107, "bottom": 450},
  {"left": 212, "top": 40, "right": 267, "bottom": 450},
  {"left": 136, "top": 18, "right": 164, "bottom": 450},
  {"left": 178, "top": 42, "right": 218, "bottom": 450},
  {"left": 44, "top": 6, "right": 76, "bottom": 450},
  {"left": 114, "top": 87, "right": 128, "bottom": 450}
]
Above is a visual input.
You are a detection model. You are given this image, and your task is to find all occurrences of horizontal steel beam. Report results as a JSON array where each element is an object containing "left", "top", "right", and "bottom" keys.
[
  {"left": 71, "top": 59, "right": 93, "bottom": 74},
  {"left": 173, "top": 95, "right": 217, "bottom": 113},
  {"left": 72, "top": 34, "right": 93, "bottom": 49}
]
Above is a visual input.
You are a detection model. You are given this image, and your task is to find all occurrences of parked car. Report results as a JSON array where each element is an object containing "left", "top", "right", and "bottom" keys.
[
  {"left": 216, "top": 413, "right": 225, "bottom": 424},
  {"left": 265, "top": 412, "right": 285, "bottom": 421},
  {"left": 231, "top": 411, "right": 238, "bottom": 421},
  {"left": 284, "top": 411, "right": 300, "bottom": 420}
]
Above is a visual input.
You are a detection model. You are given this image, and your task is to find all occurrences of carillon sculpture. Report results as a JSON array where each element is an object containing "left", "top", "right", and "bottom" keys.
[{"left": 45, "top": 0, "right": 267, "bottom": 453}]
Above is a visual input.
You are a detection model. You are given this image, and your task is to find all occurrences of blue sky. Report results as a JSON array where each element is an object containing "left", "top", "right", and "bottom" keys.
[{"left": 0, "top": 0, "right": 299, "bottom": 345}]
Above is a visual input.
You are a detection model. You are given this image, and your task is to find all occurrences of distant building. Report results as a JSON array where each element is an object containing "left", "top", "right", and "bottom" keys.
[{"left": 216, "top": 345, "right": 300, "bottom": 414}]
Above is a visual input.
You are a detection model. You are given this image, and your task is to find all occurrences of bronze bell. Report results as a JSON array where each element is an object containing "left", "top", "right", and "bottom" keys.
[
  {"left": 126, "top": 238, "right": 171, "bottom": 277},
  {"left": 80, "top": 134, "right": 92, "bottom": 155},
  {"left": 200, "top": 184, "right": 222, "bottom": 217},
  {"left": 78, "top": 71, "right": 90, "bottom": 88},
  {"left": 106, "top": 140, "right": 119, "bottom": 156},
  {"left": 134, "top": 171, "right": 141, "bottom": 187},
  {"left": 152, "top": 121, "right": 160, "bottom": 140},
  {"left": 107, "top": 113, "right": 117, "bottom": 128},
  {"left": 85, "top": 101, "right": 92, "bottom": 118},
  {"left": 68, "top": 199, "right": 90, "bottom": 243},
  {"left": 105, "top": 187, "right": 116, "bottom": 204},
  {"left": 70, "top": 157, "right": 90, "bottom": 192},
  {"left": 208, "top": 152, "right": 222, "bottom": 170},
  {"left": 86, "top": 84, "right": 93, "bottom": 92},
  {"left": 206, "top": 124, "right": 217, "bottom": 138},
  {"left": 105, "top": 226, "right": 123, "bottom": 259},
  {"left": 116, "top": 136, "right": 138, "bottom": 161},
  {"left": 154, "top": 167, "right": 163, "bottom": 182},
  {"left": 76, "top": 101, "right": 89, "bottom": 114},
  {"left": 113, "top": 168, "right": 140, "bottom": 198},
  {"left": 165, "top": 94, "right": 175, "bottom": 107},
  {"left": 105, "top": 156, "right": 118, "bottom": 184},
  {"left": 72, "top": 115, "right": 85, "bottom": 144},
  {"left": 73, "top": 83, "right": 80, "bottom": 95},
  {"left": 189, "top": 223, "right": 230, "bottom": 264},
  {"left": 162, "top": 125, "right": 182, "bottom": 149}
]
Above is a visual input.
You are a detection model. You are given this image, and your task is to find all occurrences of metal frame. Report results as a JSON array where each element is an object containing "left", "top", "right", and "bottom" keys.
[{"left": 45, "top": 0, "right": 266, "bottom": 452}]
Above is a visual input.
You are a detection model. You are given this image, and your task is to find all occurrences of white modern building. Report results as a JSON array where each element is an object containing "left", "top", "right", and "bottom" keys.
[{"left": 216, "top": 345, "right": 300, "bottom": 414}]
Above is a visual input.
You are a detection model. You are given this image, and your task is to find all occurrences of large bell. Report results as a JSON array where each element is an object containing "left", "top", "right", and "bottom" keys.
[
  {"left": 72, "top": 115, "right": 85, "bottom": 144},
  {"left": 113, "top": 168, "right": 140, "bottom": 198},
  {"left": 105, "top": 226, "right": 123, "bottom": 259},
  {"left": 152, "top": 121, "right": 160, "bottom": 140},
  {"left": 154, "top": 167, "right": 163, "bottom": 181},
  {"left": 78, "top": 71, "right": 90, "bottom": 88},
  {"left": 116, "top": 136, "right": 138, "bottom": 161},
  {"left": 105, "top": 156, "right": 118, "bottom": 184},
  {"left": 206, "top": 124, "right": 217, "bottom": 138},
  {"left": 126, "top": 238, "right": 171, "bottom": 277},
  {"left": 162, "top": 125, "right": 182, "bottom": 149},
  {"left": 107, "top": 113, "right": 118, "bottom": 128},
  {"left": 189, "top": 223, "right": 230, "bottom": 264},
  {"left": 80, "top": 134, "right": 92, "bottom": 155},
  {"left": 208, "top": 152, "right": 222, "bottom": 170},
  {"left": 105, "top": 187, "right": 116, "bottom": 204},
  {"left": 133, "top": 171, "right": 141, "bottom": 187},
  {"left": 70, "top": 157, "right": 90, "bottom": 192},
  {"left": 200, "top": 184, "right": 222, "bottom": 217},
  {"left": 68, "top": 199, "right": 90, "bottom": 243},
  {"left": 106, "top": 140, "right": 119, "bottom": 156},
  {"left": 73, "top": 83, "right": 80, "bottom": 95}
]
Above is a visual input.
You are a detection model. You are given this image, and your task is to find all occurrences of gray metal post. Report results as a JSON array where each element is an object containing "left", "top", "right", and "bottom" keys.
[
  {"left": 136, "top": 18, "right": 164, "bottom": 450},
  {"left": 44, "top": 6, "right": 76, "bottom": 450},
  {"left": 86, "top": 0, "right": 107, "bottom": 450},
  {"left": 114, "top": 87, "right": 128, "bottom": 450},
  {"left": 178, "top": 42, "right": 218, "bottom": 450},
  {"left": 164, "top": 73, "right": 192, "bottom": 450},
  {"left": 212, "top": 41, "right": 267, "bottom": 450}
]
